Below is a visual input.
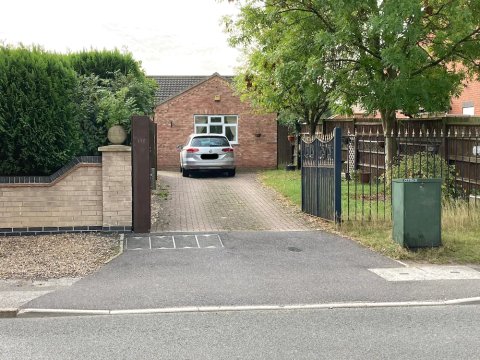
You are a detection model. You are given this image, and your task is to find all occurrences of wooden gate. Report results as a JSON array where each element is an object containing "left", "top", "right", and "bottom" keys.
[
  {"left": 131, "top": 115, "right": 157, "bottom": 233},
  {"left": 301, "top": 127, "right": 342, "bottom": 222}
]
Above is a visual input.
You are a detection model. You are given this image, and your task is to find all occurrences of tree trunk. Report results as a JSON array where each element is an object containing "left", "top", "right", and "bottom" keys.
[
  {"left": 380, "top": 109, "right": 397, "bottom": 171},
  {"left": 309, "top": 120, "right": 317, "bottom": 136}
]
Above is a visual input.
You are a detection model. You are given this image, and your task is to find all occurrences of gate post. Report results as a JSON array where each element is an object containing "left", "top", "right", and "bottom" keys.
[
  {"left": 132, "top": 115, "right": 151, "bottom": 233},
  {"left": 334, "top": 127, "right": 342, "bottom": 223}
]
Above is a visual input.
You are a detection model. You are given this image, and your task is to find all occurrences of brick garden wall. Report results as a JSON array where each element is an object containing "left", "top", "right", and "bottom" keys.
[
  {"left": 0, "top": 164, "right": 102, "bottom": 230},
  {"left": 154, "top": 76, "right": 277, "bottom": 170},
  {"left": 0, "top": 147, "right": 132, "bottom": 236}
]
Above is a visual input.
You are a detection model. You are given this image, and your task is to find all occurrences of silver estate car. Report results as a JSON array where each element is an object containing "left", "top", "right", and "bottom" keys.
[{"left": 179, "top": 134, "right": 236, "bottom": 177}]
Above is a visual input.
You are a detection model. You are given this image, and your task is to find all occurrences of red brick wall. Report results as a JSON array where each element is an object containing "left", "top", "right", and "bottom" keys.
[
  {"left": 154, "top": 76, "right": 277, "bottom": 170},
  {"left": 450, "top": 79, "right": 480, "bottom": 116}
]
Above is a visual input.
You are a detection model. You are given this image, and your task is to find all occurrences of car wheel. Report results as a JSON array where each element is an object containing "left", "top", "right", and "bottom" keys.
[
  {"left": 182, "top": 168, "right": 190, "bottom": 178},
  {"left": 227, "top": 169, "right": 236, "bottom": 177},
  {"left": 179, "top": 166, "right": 183, "bottom": 173}
]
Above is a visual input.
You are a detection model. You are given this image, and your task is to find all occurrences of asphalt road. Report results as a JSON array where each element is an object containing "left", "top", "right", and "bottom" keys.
[
  {"left": 22, "top": 231, "right": 480, "bottom": 311},
  {"left": 1, "top": 305, "right": 479, "bottom": 359}
]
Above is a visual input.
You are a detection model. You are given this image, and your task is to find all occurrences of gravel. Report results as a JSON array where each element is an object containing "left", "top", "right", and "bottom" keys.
[{"left": 0, "top": 233, "right": 120, "bottom": 280}]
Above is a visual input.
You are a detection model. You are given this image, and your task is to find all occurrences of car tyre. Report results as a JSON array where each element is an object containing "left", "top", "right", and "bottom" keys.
[
  {"left": 182, "top": 168, "right": 190, "bottom": 178},
  {"left": 227, "top": 169, "right": 236, "bottom": 177}
]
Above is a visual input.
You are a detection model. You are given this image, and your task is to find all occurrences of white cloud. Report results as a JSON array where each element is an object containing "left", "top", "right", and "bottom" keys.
[{"left": 0, "top": 0, "right": 241, "bottom": 75}]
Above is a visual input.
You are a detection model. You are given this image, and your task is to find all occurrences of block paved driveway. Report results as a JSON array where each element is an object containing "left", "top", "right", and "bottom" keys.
[{"left": 152, "top": 171, "right": 310, "bottom": 232}]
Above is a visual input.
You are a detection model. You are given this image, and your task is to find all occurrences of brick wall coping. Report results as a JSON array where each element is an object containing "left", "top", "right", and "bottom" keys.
[
  {"left": 98, "top": 145, "right": 132, "bottom": 152},
  {"left": 0, "top": 156, "right": 101, "bottom": 185}
]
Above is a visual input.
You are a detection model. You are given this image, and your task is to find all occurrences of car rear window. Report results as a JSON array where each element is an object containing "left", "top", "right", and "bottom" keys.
[{"left": 191, "top": 137, "right": 230, "bottom": 147}]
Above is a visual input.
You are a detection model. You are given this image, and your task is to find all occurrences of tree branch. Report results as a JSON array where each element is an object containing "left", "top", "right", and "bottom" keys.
[{"left": 412, "top": 27, "right": 480, "bottom": 76}]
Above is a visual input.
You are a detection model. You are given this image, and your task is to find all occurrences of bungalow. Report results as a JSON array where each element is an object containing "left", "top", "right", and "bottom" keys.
[{"left": 150, "top": 73, "right": 277, "bottom": 170}]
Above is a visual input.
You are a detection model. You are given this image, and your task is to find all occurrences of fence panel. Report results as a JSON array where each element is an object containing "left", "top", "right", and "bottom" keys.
[{"left": 341, "top": 128, "right": 480, "bottom": 221}]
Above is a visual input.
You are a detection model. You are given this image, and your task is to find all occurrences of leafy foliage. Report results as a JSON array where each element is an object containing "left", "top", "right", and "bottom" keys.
[
  {"left": 68, "top": 49, "right": 142, "bottom": 79},
  {"left": 98, "top": 86, "right": 139, "bottom": 130},
  {"left": 226, "top": 1, "right": 333, "bottom": 134},
  {"left": 0, "top": 46, "right": 80, "bottom": 175},
  {"left": 227, "top": 0, "right": 480, "bottom": 161},
  {"left": 74, "top": 74, "right": 108, "bottom": 156},
  {"left": 71, "top": 51, "right": 157, "bottom": 152},
  {"left": 385, "top": 152, "right": 459, "bottom": 198},
  {"left": 75, "top": 70, "right": 157, "bottom": 153},
  {"left": 0, "top": 47, "right": 157, "bottom": 174}
]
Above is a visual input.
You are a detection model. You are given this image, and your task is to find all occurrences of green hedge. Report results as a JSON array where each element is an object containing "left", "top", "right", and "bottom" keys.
[
  {"left": 68, "top": 49, "right": 142, "bottom": 79},
  {"left": 0, "top": 46, "right": 80, "bottom": 176},
  {"left": 0, "top": 47, "right": 157, "bottom": 175}
]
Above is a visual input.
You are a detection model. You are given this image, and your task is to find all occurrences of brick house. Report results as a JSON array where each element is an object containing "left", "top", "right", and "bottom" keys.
[
  {"left": 450, "top": 79, "right": 480, "bottom": 116},
  {"left": 151, "top": 73, "right": 277, "bottom": 170}
]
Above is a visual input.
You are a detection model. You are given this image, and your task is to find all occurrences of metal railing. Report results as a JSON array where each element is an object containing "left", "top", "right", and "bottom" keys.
[{"left": 341, "top": 128, "right": 480, "bottom": 221}]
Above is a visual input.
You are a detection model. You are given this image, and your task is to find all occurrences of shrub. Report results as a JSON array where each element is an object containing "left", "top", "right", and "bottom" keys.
[
  {"left": 70, "top": 52, "right": 157, "bottom": 153},
  {"left": 383, "top": 152, "right": 459, "bottom": 199},
  {"left": 75, "top": 70, "right": 157, "bottom": 152},
  {"left": 75, "top": 74, "right": 108, "bottom": 155},
  {"left": 0, "top": 46, "right": 80, "bottom": 176}
]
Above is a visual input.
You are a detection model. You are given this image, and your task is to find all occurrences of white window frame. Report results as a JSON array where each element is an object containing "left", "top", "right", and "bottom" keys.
[
  {"left": 194, "top": 115, "right": 239, "bottom": 144},
  {"left": 463, "top": 106, "right": 475, "bottom": 116}
]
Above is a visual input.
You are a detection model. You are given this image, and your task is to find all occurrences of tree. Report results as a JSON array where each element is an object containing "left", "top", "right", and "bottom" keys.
[
  {"left": 227, "top": 0, "right": 480, "bottom": 167},
  {"left": 226, "top": 1, "right": 332, "bottom": 135}
]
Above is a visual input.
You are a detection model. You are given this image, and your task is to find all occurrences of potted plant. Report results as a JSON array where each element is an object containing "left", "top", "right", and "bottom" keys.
[{"left": 98, "top": 87, "right": 139, "bottom": 145}]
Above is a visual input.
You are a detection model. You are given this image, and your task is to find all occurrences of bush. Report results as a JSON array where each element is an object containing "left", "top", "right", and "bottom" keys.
[
  {"left": 71, "top": 52, "right": 157, "bottom": 153},
  {"left": 75, "top": 74, "right": 108, "bottom": 155},
  {"left": 0, "top": 46, "right": 80, "bottom": 176},
  {"left": 75, "top": 70, "right": 157, "bottom": 153},
  {"left": 384, "top": 152, "right": 459, "bottom": 198}
]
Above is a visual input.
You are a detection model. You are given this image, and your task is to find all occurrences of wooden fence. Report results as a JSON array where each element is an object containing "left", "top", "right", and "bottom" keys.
[{"left": 297, "top": 117, "right": 480, "bottom": 194}]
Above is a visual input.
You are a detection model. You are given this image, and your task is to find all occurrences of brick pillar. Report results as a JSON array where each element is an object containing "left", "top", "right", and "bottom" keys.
[{"left": 98, "top": 145, "right": 132, "bottom": 230}]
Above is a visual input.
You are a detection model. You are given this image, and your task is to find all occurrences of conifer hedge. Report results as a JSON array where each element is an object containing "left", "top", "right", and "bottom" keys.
[
  {"left": 0, "top": 47, "right": 157, "bottom": 176},
  {"left": 0, "top": 46, "right": 80, "bottom": 176}
]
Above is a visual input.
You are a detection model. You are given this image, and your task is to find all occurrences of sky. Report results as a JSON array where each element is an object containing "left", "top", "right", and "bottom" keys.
[{"left": 0, "top": 0, "right": 242, "bottom": 75}]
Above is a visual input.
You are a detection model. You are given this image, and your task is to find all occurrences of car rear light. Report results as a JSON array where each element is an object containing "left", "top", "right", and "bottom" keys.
[
  {"left": 222, "top": 148, "right": 234, "bottom": 152},
  {"left": 186, "top": 147, "right": 199, "bottom": 153}
]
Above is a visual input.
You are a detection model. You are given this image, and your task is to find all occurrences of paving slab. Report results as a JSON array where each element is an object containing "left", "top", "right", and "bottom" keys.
[
  {"left": 0, "top": 278, "right": 79, "bottom": 316},
  {"left": 153, "top": 171, "right": 310, "bottom": 232},
  {"left": 370, "top": 266, "right": 480, "bottom": 281}
]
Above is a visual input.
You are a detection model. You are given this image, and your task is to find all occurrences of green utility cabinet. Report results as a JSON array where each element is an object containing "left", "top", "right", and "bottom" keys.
[{"left": 392, "top": 178, "right": 442, "bottom": 248}]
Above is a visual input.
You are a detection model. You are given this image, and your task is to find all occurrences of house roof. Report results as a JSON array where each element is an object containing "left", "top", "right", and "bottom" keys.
[{"left": 149, "top": 73, "right": 234, "bottom": 105}]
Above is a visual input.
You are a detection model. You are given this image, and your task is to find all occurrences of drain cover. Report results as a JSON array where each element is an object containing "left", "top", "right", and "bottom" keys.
[{"left": 287, "top": 246, "right": 302, "bottom": 252}]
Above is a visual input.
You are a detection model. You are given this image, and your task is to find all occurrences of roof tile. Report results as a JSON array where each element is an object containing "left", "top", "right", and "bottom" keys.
[{"left": 149, "top": 74, "right": 233, "bottom": 104}]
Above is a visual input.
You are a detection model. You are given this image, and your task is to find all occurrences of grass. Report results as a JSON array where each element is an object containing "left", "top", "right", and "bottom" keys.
[
  {"left": 259, "top": 169, "right": 480, "bottom": 264},
  {"left": 153, "top": 183, "right": 169, "bottom": 199}
]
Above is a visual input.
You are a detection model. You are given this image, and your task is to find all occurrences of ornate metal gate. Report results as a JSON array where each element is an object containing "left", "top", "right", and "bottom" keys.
[{"left": 301, "top": 127, "right": 342, "bottom": 222}]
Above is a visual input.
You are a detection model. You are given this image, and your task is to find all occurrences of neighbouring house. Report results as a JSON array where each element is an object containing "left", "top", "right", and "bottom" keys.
[
  {"left": 151, "top": 73, "right": 277, "bottom": 170},
  {"left": 329, "top": 77, "right": 480, "bottom": 120},
  {"left": 450, "top": 79, "right": 480, "bottom": 116}
]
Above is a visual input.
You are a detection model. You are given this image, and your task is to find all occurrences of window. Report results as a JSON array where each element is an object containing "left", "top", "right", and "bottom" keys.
[
  {"left": 194, "top": 115, "right": 238, "bottom": 143},
  {"left": 191, "top": 136, "right": 230, "bottom": 147},
  {"left": 462, "top": 101, "right": 474, "bottom": 116},
  {"left": 463, "top": 106, "right": 475, "bottom": 116}
]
